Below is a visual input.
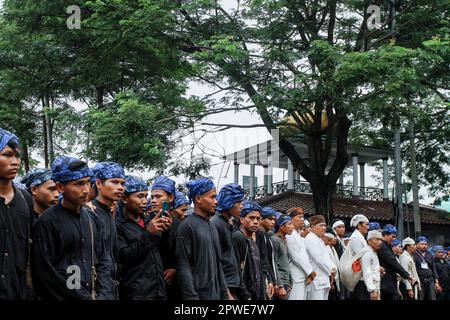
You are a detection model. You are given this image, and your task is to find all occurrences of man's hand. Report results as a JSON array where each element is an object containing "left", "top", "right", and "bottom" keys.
[
  {"left": 163, "top": 268, "right": 176, "bottom": 284},
  {"left": 146, "top": 211, "right": 166, "bottom": 234},
  {"left": 408, "top": 276, "right": 415, "bottom": 284},
  {"left": 278, "top": 287, "right": 288, "bottom": 300},
  {"left": 273, "top": 285, "right": 279, "bottom": 297},
  {"left": 435, "top": 282, "right": 442, "bottom": 294},
  {"left": 407, "top": 289, "right": 414, "bottom": 298},
  {"left": 369, "top": 291, "right": 378, "bottom": 300},
  {"left": 266, "top": 282, "right": 274, "bottom": 299},
  {"left": 380, "top": 267, "right": 386, "bottom": 276},
  {"left": 226, "top": 289, "right": 235, "bottom": 300},
  {"left": 161, "top": 211, "right": 173, "bottom": 231}
]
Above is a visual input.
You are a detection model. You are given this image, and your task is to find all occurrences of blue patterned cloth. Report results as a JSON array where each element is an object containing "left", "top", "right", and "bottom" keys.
[
  {"left": 0, "top": 127, "right": 19, "bottom": 152},
  {"left": 383, "top": 224, "right": 397, "bottom": 235},
  {"left": 174, "top": 191, "right": 189, "bottom": 208},
  {"left": 417, "top": 236, "right": 428, "bottom": 243},
  {"left": 274, "top": 214, "right": 292, "bottom": 232},
  {"left": 261, "top": 206, "right": 278, "bottom": 219},
  {"left": 216, "top": 183, "right": 244, "bottom": 212},
  {"left": 20, "top": 168, "right": 53, "bottom": 188},
  {"left": 152, "top": 176, "right": 176, "bottom": 195},
  {"left": 186, "top": 177, "right": 215, "bottom": 204},
  {"left": 51, "top": 156, "right": 92, "bottom": 183},
  {"left": 240, "top": 201, "right": 263, "bottom": 217},
  {"left": 433, "top": 245, "right": 444, "bottom": 253},
  {"left": 92, "top": 162, "right": 125, "bottom": 180},
  {"left": 124, "top": 175, "right": 148, "bottom": 194},
  {"left": 391, "top": 239, "right": 401, "bottom": 247},
  {"left": 368, "top": 222, "right": 381, "bottom": 231}
]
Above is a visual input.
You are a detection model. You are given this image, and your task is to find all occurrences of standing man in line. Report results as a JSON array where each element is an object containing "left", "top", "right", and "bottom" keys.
[
  {"left": 233, "top": 201, "right": 266, "bottom": 300},
  {"left": 331, "top": 220, "right": 346, "bottom": 258},
  {"left": 286, "top": 208, "right": 315, "bottom": 300},
  {"left": 211, "top": 183, "right": 245, "bottom": 300},
  {"left": 21, "top": 168, "right": 59, "bottom": 224},
  {"left": 434, "top": 246, "right": 450, "bottom": 300},
  {"left": 304, "top": 215, "right": 337, "bottom": 300},
  {"left": 172, "top": 191, "right": 189, "bottom": 221},
  {"left": 176, "top": 177, "right": 228, "bottom": 300},
  {"left": 399, "top": 237, "right": 421, "bottom": 300},
  {"left": 413, "top": 236, "right": 440, "bottom": 300},
  {"left": 360, "top": 230, "right": 383, "bottom": 300},
  {"left": 91, "top": 162, "right": 126, "bottom": 300},
  {"left": 0, "top": 128, "right": 34, "bottom": 300},
  {"left": 31, "top": 156, "right": 113, "bottom": 300},
  {"left": 378, "top": 224, "right": 413, "bottom": 300}
]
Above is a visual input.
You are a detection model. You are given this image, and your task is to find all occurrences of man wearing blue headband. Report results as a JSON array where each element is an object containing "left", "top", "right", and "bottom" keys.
[
  {"left": 272, "top": 214, "right": 294, "bottom": 300},
  {"left": 0, "top": 128, "right": 34, "bottom": 300},
  {"left": 176, "top": 177, "right": 228, "bottom": 300},
  {"left": 91, "top": 162, "right": 126, "bottom": 299},
  {"left": 211, "top": 183, "right": 245, "bottom": 300},
  {"left": 21, "top": 168, "right": 59, "bottom": 223},
  {"left": 378, "top": 224, "right": 412, "bottom": 300},
  {"left": 116, "top": 176, "right": 168, "bottom": 300},
  {"left": 31, "top": 156, "right": 113, "bottom": 300},
  {"left": 232, "top": 201, "right": 266, "bottom": 300},
  {"left": 256, "top": 206, "right": 279, "bottom": 299},
  {"left": 413, "top": 236, "right": 440, "bottom": 300},
  {"left": 173, "top": 191, "right": 189, "bottom": 221},
  {"left": 434, "top": 246, "right": 449, "bottom": 300}
]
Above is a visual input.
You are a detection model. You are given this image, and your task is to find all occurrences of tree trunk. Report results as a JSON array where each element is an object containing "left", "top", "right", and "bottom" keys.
[
  {"left": 42, "top": 101, "right": 49, "bottom": 168},
  {"left": 44, "top": 94, "right": 55, "bottom": 164},
  {"left": 409, "top": 120, "right": 421, "bottom": 238},
  {"left": 21, "top": 141, "right": 30, "bottom": 173}
]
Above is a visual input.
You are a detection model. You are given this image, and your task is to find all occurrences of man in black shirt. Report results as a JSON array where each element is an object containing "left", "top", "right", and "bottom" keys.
[{"left": 413, "top": 236, "right": 440, "bottom": 300}]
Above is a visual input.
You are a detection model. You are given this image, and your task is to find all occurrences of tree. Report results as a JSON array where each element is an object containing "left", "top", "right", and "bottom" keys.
[{"left": 175, "top": 0, "right": 449, "bottom": 221}]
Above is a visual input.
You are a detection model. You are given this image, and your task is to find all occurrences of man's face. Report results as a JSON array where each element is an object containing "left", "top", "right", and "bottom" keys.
[
  {"left": 301, "top": 226, "right": 311, "bottom": 237},
  {"left": 151, "top": 189, "right": 174, "bottom": 212},
  {"left": 57, "top": 177, "right": 91, "bottom": 206},
  {"left": 368, "top": 237, "right": 383, "bottom": 251},
  {"left": 173, "top": 204, "right": 189, "bottom": 220},
  {"left": 228, "top": 201, "right": 243, "bottom": 219},
  {"left": 97, "top": 178, "right": 125, "bottom": 202},
  {"left": 196, "top": 189, "right": 217, "bottom": 215},
  {"left": 392, "top": 245, "right": 402, "bottom": 256},
  {"left": 123, "top": 191, "right": 148, "bottom": 216},
  {"left": 260, "top": 216, "right": 276, "bottom": 231},
  {"left": 334, "top": 225, "right": 345, "bottom": 237},
  {"left": 0, "top": 145, "right": 21, "bottom": 181},
  {"left": 435, "top": 251, "right": 444, "bottom": 259},
  {"left": 417, "top": 242, "right": 428, "bottom": 252},
  {"left": 322, "top": 236, "right": 333, "bottom": 246},
  {"left": 31, "top": 180, "right": 59, "bottom": 210},
  {"left": 311, "top": 222, "right": 326, "bottom": 237},
  {"left": 241, "top": 211, "right": 261, "bottom": 234},
  {"left": 384, "top": 233, "right": 397, "bottom": 245},
  {"left": 280, "top": 221, "right": 294, "bottom": 235},
  {"left": 291, "top": 214, "right": 304, "bottom": 230},
  {"left": 358, "top": 222, "right": 369, "bottom": 235}
]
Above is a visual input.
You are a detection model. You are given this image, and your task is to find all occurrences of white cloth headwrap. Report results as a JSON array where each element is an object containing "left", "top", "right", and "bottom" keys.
[
  {"left": 367, "top": 230, "right": 382, "bottom": 240},
  {"left": 402, "top": 237, "right": 415, "bottom": 247},
  {"left": 332, "top": 220, "right": 345, "bottom": 229},
  {"left": 350, "top": 214, "right": 369, "bottom": 227}
]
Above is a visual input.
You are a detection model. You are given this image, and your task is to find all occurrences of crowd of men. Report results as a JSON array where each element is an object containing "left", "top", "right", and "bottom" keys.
[{"left": 1, "top": 127, "right": 450, "bottom": 300}]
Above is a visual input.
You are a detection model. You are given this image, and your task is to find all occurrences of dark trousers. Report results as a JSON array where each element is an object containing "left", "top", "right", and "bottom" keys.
[
  {"left": 420, "top": 278, "right": 437, "bottom": 300},
  {"left": 351, "top": 281, "right": 369, "bottom": 300}
]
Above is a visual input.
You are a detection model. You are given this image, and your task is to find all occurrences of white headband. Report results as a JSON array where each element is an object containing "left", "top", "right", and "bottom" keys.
[
  {"left": 350, "top": 214, "right": 369, "bottom": 227},
  {"left": 332, "top": 220, "right": 345, "bottom": 229}
]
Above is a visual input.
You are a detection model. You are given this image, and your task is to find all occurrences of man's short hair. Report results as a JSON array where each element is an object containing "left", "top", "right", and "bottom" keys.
[
  {"left": 6, "top": 140, "right": 20, "bottom": 153},
  {"left": 287, "top": 207, "right": 304, "bottom": 218}
]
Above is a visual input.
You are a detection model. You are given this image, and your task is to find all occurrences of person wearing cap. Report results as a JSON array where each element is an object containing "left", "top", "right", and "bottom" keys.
[
  {"left": 304, "top": 215, "right": 337, "bottom": 300},
  {"left": 360, "top": 230, "right": 383, "bottom": 300},
  {"left": 31, "top": 156, "right": 112, "bottom": 300},
  {"left": 211, "top": 183, "right": 245, "bottom": 300},
  {"left": 116, "top": 176, "right": 169, "bottom": 300},
  {"left": 399, "top": 237, "right": 421, "bottom": 300},
  {"left": 21, "top": 168, "right": 59, "bottom": 223},
  {"left": 378, "top": 224, "right": 412, "bottom": 300},
  {"left": 271, "top": 214, "right": 294, "bottom": 299},
  {"left": 232, "top": 201, "right": 266, "bottom": 300},
  {"left": 150, "top": 176, "right": 179, "bottom": 299},
  {"left": 413, "top": 236, "right": 440, "bottom": 300},
  {"left": 433, "top": 246, "right": 449, "bottom": 300},
  {"left": 256, "top": 206, "right": 278, "bottom": 299},
  {"left": 346, "top": 214, "right": 370, "bottom": 298},
  {"left": 301, "top": 219, "right": 311, "bottom": 238},
  {"left": 176, "top": 177, "right": 228, "bottom": 300},
  {"left": 331, "top": 220, "right": 346, "bottom": 258},
  {"left": 322, "top": 230, "right": 341, "bottom": 300},
  {"left": 286, "top": 208, "right": 315, "bottom": 300},
  {"left": 173, "top": 191, "right": 189, "bottom": 221},
  {"left": 368, "top": 222, "right": 381, "bottom": 232},
  {"left": 0, "top": 128, "right": 35, "bottom": 300}
]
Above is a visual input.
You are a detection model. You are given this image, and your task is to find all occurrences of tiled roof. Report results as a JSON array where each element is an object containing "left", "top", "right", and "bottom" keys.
[{"left": 255, "top": 191, "right": 450, "bottom": 225}]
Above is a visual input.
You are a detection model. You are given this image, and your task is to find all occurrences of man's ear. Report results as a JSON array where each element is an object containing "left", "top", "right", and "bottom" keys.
[
  {"left": 95, "top": 178, "right": 102, "bottom": 190},
  {"left": 168, "top": 194, "right": 174, "bottom": 204},
  {"left": 30, "top": 186, "right": 38, "bottom": 197},
  {"left": 121, "top": 194, "right": 128, "bottom": 204},
  {"left": 56, "top": 182, "right": 64, "bottom": 194}
]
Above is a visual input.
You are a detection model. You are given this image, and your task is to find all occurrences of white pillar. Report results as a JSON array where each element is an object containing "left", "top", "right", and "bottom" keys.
[
  {"left": 359, "top": 162, "right": 365, "bottom": 189},
  {"left": 383, "top": 158, "right": 389, "bottom": 200},
  {"left": 249, "top": 164, "right": 256, "bottom": 199},
  {"left": 267, "top": 155, "right": 273, "bottom": 195},
  {"left": 288, "top": 159, "right": 294, "bottom": 190},
  {"left": 352, "top": 154, "right": 359, "bottom": 196},
  {"left": 234, "top": 162, "right": 239, "bottom": 185}
]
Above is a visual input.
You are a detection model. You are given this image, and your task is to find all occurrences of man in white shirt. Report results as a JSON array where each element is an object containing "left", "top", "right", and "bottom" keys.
[
  {"left": 305, "top": 215, "right": 337, "bottom": 300},
  {"left": 360, "top": 230, "right": 383, "bottom": 300},
  {"left": 286, "top": 208, "right": 316, "bottom": 300},
  {"left": 399, "top": 237, "right": 421, "bottom": 300},
  {"left": 323, "top": 231, "right": 341, "bottom": 300}
]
